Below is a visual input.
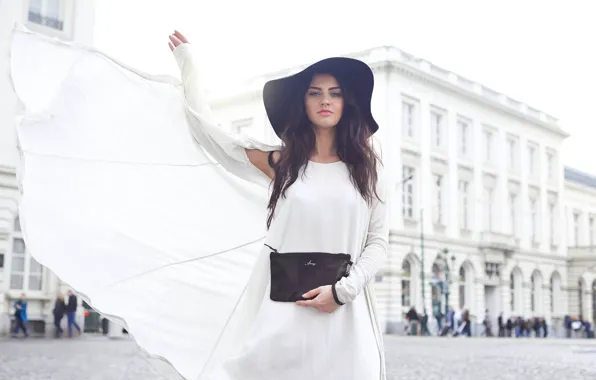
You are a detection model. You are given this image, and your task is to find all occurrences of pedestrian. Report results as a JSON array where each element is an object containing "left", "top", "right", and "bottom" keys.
[
  {"left": 455, "top": 309, "right": 471, "bottom": 337},
  {"left": 53, "top": 293, "right": 67, "bottom": 338},
  {"left": 506, "top": 317, "right": 513, "bottom": 337},
  {"left": 12, "top": 293, "right": 28, "bottom": 338},
  {"left": 533, "top": 317, "right": 541, "bottom": 337},
  {"left": 9, "top": 27, "right": 389, "bottom": 380},
  {"left": 421, "top": 309, "right": 431, "bottom": 336},
  {"left": 66, "top": 290, "right": 82, "bottom": 337},
  {"left": 540, "top": 317, "right": 548, "bottom": 338},
  {"left": 497, "top": 312, "right": 505, "bottom": 337},
  {"left": 564, "top": 315, "right": 572, "bottom": 338},
  {"left": 406, "top": 307, "right": 421, "bottom": 336}
]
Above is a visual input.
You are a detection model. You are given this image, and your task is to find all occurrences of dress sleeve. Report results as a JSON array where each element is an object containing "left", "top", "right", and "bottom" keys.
[
  {"left": 172, "top": 43, "right": 281, "bottom": 187},
  {"left": 334, "top": 168, "right": 390, "bottom": 304}
]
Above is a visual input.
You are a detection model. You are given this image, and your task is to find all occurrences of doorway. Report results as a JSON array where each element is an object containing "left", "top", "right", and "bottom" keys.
[{"left": 484, "top": 285, "right": 499, "bottom": 335}]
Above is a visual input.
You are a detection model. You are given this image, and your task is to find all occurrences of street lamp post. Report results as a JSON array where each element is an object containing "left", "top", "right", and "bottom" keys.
[
  {"left": 439, "top": 248, "right": 456, "bottom": 317},
  {"left": 444, "top": 249, "right": 450, "bottom": 317}
]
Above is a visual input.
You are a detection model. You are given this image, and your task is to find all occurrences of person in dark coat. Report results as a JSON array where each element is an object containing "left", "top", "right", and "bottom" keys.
[
  {"left": 498, "top": 313, "right": 505, "bottom": 337},
  {"left": 53, "top": 293, "right": 67, "bottom": 338},
  {"left": 506, "top": 317, "right": 513, "bottom": 337},
  {"left": 66, "top": 290, "right": 82, "bottom": 337}
]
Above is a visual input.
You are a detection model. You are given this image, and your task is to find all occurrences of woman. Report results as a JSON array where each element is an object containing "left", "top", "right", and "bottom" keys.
[
  {"left": 10, "top": 26, "right": 388, "bottom": 379},
  {"left": 170, "top": 30, "right": 388, "bottom": 379}
]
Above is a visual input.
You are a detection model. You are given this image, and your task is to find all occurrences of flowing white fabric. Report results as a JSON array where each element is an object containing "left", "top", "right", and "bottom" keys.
[{"left": 8, "top": 24, "right": 386, "bottom": 380}]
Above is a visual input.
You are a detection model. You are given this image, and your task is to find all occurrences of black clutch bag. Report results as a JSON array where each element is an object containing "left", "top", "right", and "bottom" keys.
[{"left": 265, "top": 244, "right": 353, "bottom": 303}]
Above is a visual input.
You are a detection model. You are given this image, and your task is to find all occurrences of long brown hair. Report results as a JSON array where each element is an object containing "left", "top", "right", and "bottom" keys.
[{"left": 266, "top": 72, "right": 381, "bottom": 229}]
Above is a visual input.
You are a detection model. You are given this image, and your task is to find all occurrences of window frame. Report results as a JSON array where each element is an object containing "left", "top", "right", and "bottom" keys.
[{"left": 23, "top": 0, "right": 75, "bottom": 40}]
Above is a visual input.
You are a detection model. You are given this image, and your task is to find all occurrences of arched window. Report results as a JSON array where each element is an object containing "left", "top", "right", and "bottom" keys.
[
  {"left": 510, "top": 272, "right": 515, "bottom": 312},
  {"left": 510, "top": 268, "right": 522, "bottom": 314},
  {"left": 550, "top": 272, "right": 561, "bottom": 315},
  {"left": 401, "top": 260, "right": 411, "bottom": 308},
  {"left": 531, "top": 271, "right": 543, "bottom": 314},
  {"left": 578, "top": 279, "right": 585, "bottom": 318},
  {"left": 458, "top": 266, "right": 466, "bottom": 309}
]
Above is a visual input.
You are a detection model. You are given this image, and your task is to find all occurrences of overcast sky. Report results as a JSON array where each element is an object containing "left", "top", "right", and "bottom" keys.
[{"left": 93, "top": 0, "right": 595, "bottom": 174}]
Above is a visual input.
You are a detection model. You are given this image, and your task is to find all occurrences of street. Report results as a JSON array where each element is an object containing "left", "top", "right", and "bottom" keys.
[{"left": 0, "top": 335, "right": 594, "bottom": 380}]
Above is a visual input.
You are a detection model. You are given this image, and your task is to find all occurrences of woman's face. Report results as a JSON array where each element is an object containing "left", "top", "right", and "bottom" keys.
[{"left": 304, "top": 73, "right": 344, "bottom": 131}]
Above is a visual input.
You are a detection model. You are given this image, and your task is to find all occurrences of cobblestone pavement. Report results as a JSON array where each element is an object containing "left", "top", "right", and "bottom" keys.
[
  {"left": 1, "top": 335, "right": 595, "bottom": 380},
  {"left": 383, "top": 336, "right": 596, "bottom": 380}
]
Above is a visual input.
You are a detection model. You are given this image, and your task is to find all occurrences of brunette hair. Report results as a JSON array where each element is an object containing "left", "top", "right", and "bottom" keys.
[{"left": 266, "top": 72, "right": 381, "bottom": 228}]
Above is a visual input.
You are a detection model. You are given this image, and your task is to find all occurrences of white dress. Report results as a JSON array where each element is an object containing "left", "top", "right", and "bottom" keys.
[
  {"left": 8, "top": 25, "right": 388, "bottom": 380},
  {"left": 208, "top": 160, "right": 380, "bottom": 380}
]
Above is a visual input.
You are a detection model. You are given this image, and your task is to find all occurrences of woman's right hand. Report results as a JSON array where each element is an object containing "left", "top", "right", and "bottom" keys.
[{"left": 168, "top": 30, "right": 189, "bottom": 52}]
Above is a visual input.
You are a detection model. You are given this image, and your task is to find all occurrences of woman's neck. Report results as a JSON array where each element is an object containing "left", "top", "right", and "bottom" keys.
[{"left": 311, "top": 127, "right": 338, "bottom": 162}]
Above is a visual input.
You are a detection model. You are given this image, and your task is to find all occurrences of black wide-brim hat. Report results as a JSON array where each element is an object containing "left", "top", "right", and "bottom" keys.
[{"left": 263, "top": 57, "right": 379, "bottom": 139}]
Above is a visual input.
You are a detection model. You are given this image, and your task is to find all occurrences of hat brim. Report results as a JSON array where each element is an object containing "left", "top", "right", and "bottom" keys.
[{"left": 263, "top": 57, "right": 379, "bottom": 139}]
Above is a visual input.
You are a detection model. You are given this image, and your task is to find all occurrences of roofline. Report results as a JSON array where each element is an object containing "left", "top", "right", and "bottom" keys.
[
  {"left": 207, "top": 45, "right": 569, "bottom": 138},
  {"left": 564, "top": 166, "right": 596, "bottom": 190}
]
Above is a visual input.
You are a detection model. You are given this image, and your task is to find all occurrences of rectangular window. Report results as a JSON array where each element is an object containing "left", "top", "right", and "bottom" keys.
[
  {"left": 549, "top": 203, "right": 556, "bottom": 246},
  {"left": 507, "top": 137, "right": 517, "bottom": 171},
  {"left": 9, "top": 216, "right": 44, "bottom": 291},
  {"left": 530, "top": 198, "right": 538, "bottom": 243},
  {"left": 458, "top": 120, "right": 469, "bottom": 157},
  {"left": 509, "top": 193, "right": 517, "bottom": 236},
  {"left": 28, "top": 0, "right": 64, "bottom": 31},
  {"left": 590, "top": 216, "right": 594, "bottom": 247},
  {"left": 28, "top": 257, "right": 43, "bottom": 291},
  {"left": 402, "top": 102, "right": 415, "bottom": 138},
  {"left": 484, "top": 130, "right": 493, "bottom": 163},
  {"left": 528, "top": 145, "right": 536, "bottom": 177},
  {"left": 10, "top": 238, "right": 26, "bottom": 290},
  {"left": 546, "top": 151, "right": 555, "bottom": 180},
  {"left": 402, "top": 166, "right": 415, "bottom": 219},
  {"left": 573, "top": 212, "right": 580, "bottom": 246},
  {"left": 484, "top": 188, "right": 494, "bottom": 231},
  {"left": 458, "top": 180, "right": 469, "bottom": 229},
  {"left": 431, "top": 110, "right": 444, "bottom": 149}
]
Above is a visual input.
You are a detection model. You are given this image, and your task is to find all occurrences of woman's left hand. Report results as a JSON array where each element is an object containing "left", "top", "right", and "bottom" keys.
[
  {"left": 168, "top": 30, "right": 189, "bottom": 52},
  {"left": 296, "top": 285, "right": 341, "bottom": 313}
]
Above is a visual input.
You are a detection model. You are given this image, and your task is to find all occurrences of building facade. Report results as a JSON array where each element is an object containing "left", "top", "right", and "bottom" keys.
[
  {"left": 206, "top": 46, "right": 594, "bottom": 336},
  {"left": 0, "top": 0, "right": 96, "bottom": 336},
  {"left": 564, "top": 168, "right": 596, "bottom": 326}
]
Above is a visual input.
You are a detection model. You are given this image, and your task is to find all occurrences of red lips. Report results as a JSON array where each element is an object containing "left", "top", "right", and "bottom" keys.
[{"left": 318, "top": 110, "right": 332, "bottom": 115}]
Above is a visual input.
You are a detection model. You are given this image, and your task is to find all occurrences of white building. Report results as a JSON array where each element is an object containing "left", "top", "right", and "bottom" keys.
[
  {"left": 563, "top": 167, "right": 596, "bottom": 325},
  {"left": 0, "top": 0, "right": 96, "bottom": 336},
  {"left": 206, "top": 45, "right": 596, "bottom": 336}
]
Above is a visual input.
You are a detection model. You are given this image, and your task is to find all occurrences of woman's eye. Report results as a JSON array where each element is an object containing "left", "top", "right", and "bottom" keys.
[
  {"left": 331, "top": 92, "right": 342, "bottom": 98},
  {"left": 308, "top": 91, "right": 320, "bottom": 96}
]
